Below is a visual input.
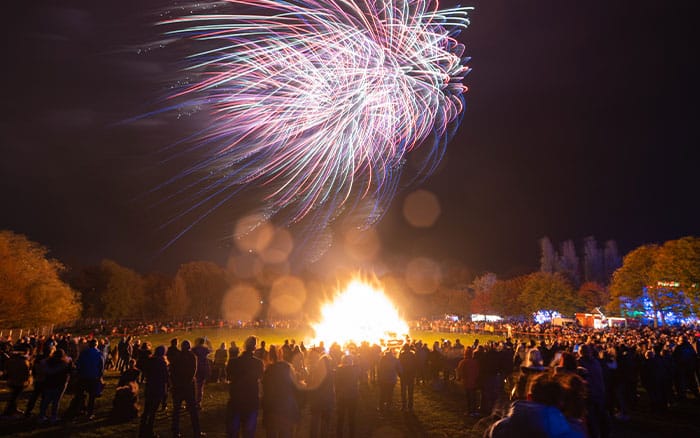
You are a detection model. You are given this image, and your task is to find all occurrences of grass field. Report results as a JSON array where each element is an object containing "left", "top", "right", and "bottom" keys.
[
  {"left": 138, "top": 328, "right": 502, "bottom": 352},
  {"left": 1, "top": 328, "right": 699, "bottom": 437}
]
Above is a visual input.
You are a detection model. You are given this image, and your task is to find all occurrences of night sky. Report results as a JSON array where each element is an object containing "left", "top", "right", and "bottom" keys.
[{"left": 2, "top": 1, "right": 698, "bottom": 278}]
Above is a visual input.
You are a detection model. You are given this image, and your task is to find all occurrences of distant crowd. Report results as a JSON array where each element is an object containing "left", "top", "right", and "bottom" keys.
[{"left": 1, "top": 321, "right": 700, "bottom": 437}]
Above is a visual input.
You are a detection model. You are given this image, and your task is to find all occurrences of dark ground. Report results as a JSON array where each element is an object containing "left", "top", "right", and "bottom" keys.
[{"left": 2, "top": 369, "right": 700, "bottom": 437}]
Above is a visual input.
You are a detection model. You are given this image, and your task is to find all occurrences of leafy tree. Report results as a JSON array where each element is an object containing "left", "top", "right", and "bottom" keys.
[
  {"left": 67, "top": 265, "right": 108, "bottom": 317},
  {"left": 174, "top": 261, "right": 229, "bottom": 318},
  {"left": 539, "top": 237, "right": 556, "bottom": 273},
  {"left": 470, "top": 273, "right": 498, "bottom": 314},
  {"left": 143, "top": 272, "right": 173, "bottom": 319},
  {"left": 556, "top": 240, "right": 581, "bottom": 288},
  {"left": 100, "top": 260, "right": 146, "bottom": 320},
  {"left": 519, "top": 272, "right": 580, "bottom": 318},
  {"left": 603, "top": 240, "right": 622, "bottom": 283},
  {"left": 0, "top": 230, "right": 81, "bottom": 327},
  {"left": 578, "top": 281, "right": 609, "bottom": 311},
  {"left": 653, "top": 236, "right": 700, "bottom": 316},
  {"left": 165, "top": 276, "right": 190, "bottom": 319},
  {"left": 609, "top": 244, "right": 667, "bottom": 325},
  {"left": 583, "top": 236, "right": 605, "bottom": 285},
  {"left": 490, "top": 275, "right": 528, "bottom": 317}
]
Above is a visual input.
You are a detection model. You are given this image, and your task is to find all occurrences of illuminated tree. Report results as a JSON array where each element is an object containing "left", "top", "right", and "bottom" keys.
[
  {"left": 653, "top": 236, "right": 700, "bottom": 316},
  {"left": 519, "top": 272, "right": 580, "bottom": 318},
  {"left": 470, "top": 272, "right": 498, "bottom": 314},
  {"left": 143, "top": 272, "right": 173, "bottom": 319},
  {"left": 100, "top": 260, "right": 146, "bottom": 319},
  {"left": 174, "top": 261, "right": 229, "bottom": 318},
  {"left": 0, "top": 230, "right": 81, "bottom": 327},
  {"left": 578, "top": 281, "right": 609, "bottom": 311},
  {"left": 608, "top": 244, "right": 683, "bottom": 326},
  {"left": 490, "top": 275, "right": 528, "bottom": 317},
  {"left": 165, "top": 275, "right": 191, "bottom": 319}
]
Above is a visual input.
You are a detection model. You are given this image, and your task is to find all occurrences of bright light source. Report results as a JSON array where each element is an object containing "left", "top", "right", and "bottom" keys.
[{"left": 310, "top": 279, "right": 409, "bottom": 348}]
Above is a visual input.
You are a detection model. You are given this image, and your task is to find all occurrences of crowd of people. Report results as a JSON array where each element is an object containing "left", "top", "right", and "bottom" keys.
[{"left": 1, "top": 322, "right": 699, "bottom": 437}]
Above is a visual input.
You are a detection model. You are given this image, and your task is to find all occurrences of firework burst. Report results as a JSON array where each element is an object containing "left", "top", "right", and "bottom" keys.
[{"left": 154, "top": 0, "right": 471, "bottom": 248}]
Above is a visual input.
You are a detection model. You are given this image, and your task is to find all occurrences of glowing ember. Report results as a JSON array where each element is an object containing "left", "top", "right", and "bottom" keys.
[{"left": 311, "top": 279, "right": 409, "bottom": 348}]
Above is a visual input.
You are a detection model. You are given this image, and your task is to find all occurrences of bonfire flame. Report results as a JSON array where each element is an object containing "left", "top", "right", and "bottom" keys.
[{"left": 311, "top": 279, "right": 409, "bottom": 348}]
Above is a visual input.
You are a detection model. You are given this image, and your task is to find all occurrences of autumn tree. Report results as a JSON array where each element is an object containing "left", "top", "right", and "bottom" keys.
[
  {"left": 100, "top": 260, "right": 146, "bottom": 320},
  {"left": 165, "top": 276, "right": 190, "bottom": 319},
  {"left": 490, "top": 275, "right": 528, "bottom": 317},
  {"left": 143, "top": 272, "right": 173, "bottom": 319},
  {"left": 609, "top": 244, "right": 667, "bottom": 325},
  {"left": 174, "top": 261, "right": 229, "bottom": 318},
  {"left": 68, "top": 265, "right": 108, "bottom": 318},
  {"left": 578, "top": 281, "right": 609, "bottom": 311},
  {"left": 470, "top": 272, "right": 498, "bottom": 314},
  {"left": 0, "top": 230, "right": 81, "bottom": 327},
  {"left": 519, "top": 272, "right": 580, "bottom": 318},
  {"left": 652, "top": 236, "right": 700, "bottom": 316}
]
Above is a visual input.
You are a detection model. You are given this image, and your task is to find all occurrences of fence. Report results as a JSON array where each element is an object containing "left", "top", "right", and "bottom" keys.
[{"left": 0, "top": 325, "right": 54, "bottom": 339}]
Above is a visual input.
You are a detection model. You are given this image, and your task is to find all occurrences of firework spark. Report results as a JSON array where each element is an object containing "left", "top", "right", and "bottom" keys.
[{"left": 155, "top": 1, "right": 471, "bottom": 247}]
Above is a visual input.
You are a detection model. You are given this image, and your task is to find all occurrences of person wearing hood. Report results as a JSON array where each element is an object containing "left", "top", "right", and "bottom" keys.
[{"left": 487, "top": 372, "right": 584, "bottom": 438}]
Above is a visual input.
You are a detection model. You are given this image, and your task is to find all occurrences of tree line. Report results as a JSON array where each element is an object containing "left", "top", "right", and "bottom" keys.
[{"left": 1, "top": 229, "right": 698, "bottom": 328}]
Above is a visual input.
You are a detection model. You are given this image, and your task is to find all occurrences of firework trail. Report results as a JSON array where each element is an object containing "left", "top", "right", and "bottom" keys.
[{"left": 154, "top": 0, "right": 471, "bottom": 248}]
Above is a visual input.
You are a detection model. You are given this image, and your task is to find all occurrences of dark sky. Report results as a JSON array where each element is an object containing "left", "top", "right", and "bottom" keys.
[{"left": 2, "top": 1, "right": 698, "bottom": 278}]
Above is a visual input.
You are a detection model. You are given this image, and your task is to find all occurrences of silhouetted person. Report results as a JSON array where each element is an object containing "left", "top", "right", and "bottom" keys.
[
  {"left": 192, "top": 337, "right": 212, "bottom": 409},
  {"left": 227, "top": 336, "right": 263, "bottom": 438},
  {"left": 170, "top": 340, "right": 204, "bottom": 437},
  {"left": 335, "top": 355, "right": 360, "bottom": 438},
  {"left": 68, "top": 338, "right": 104, "bottom": 420},
  {"left": 262, "top": 345, "right": 301, "bottom": 438},
  {"left": 140, "top": 345, "right": 169, "bottom": 438},
  {"left": 399, "top": 344, "right": 417, "bottom": 412}
]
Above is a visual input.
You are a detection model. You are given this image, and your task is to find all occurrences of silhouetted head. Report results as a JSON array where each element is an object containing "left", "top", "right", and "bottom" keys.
[
  {"left": 244, "top": 336, "right": 257, "bottom": 352},
  {"left": 181, "top": 340, "right": 192, "bottom": 351}
]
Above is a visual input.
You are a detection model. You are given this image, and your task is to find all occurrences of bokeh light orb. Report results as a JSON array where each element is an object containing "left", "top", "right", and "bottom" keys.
[
  {"left": 269, "top": 276, "right": 307, "bottom": 316},
  {"left": 222, "top": 283, "right": 262, "bottom": 322},
  {"left": 260, "top": 228, "right": 294, "bottom": 264},
  {"left": 402, "top": 189, "right": 441, "bottom": 228},
  {"left": 405, "top": 257, "right": 442, "bottom": 295},
  {"left": 234, "top": 213, "right": 274, "bottom": 253}
]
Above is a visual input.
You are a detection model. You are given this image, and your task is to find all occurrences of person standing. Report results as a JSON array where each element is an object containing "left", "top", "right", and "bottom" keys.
[
  {"left": 213, "top": 343, "right": 228, "bottom": 383},
  {"left": 308, "top": 353, "right": 334, "bottom": 438},
  {"left": 69, "top": 338, "right": 104, "bottom": 420},
  {"left": 262, "top": 345, "right": 301, "bottom": 438},
  {"left": 2, "top": 346, "right": 31, "bottom": 416},
  {"left": 192, "top": 338, "right": 212, "bottom": 409},
  {"left": 170, "top": 340, "right": 204, "bottom": 437},
  {"left": 377, "top": 348, "right": 402, "bottom": 413},
  {"left": 226, "top": 336, "right": 264, "bottom": 438},
  {"left": 38, "top": 348, "right": 73, "bottom": 423},
  {"left": 399, "top": 344, "right": 417, "bottom": 412},
  {"left": 456, "top": 346, "right": 479, "bottom": 416},
  {"left": 140, "top": 345, "right": 169, "bottom": 438},
  {"left": 335, "top": 355, "right": 360, "bottom": 438}
]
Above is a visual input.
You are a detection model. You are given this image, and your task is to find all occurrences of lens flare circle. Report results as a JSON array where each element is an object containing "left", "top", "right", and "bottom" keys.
[{"left": 311, "top": 279, "right": 409, "bottom": 347}]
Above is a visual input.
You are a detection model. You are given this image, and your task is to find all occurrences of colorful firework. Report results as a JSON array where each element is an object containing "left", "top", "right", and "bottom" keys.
[{"left": 154, "top": 1, "right": 471, "bottom": 247}]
